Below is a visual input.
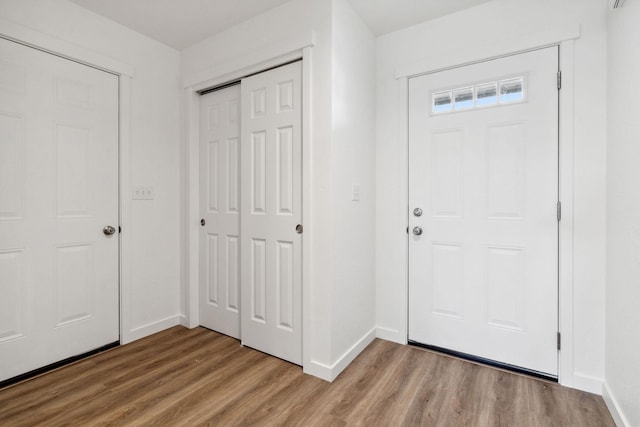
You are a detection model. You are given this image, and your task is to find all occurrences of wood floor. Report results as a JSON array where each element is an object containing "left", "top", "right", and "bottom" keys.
[{"left": 0, "top": 326, "right": 614, "bottom": 426}]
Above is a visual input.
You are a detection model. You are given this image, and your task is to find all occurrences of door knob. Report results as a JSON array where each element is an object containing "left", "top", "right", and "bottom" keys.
[
  {"left": 413, "top": 208, "right": 423, "bottom": 217},
  {"left": 103, "top": 225, "right": 116, "bottom": 236},
  {"left": 201, "top": 219, "right": 206, "bottom": 226},
  {"left": 296, "top": 224, "right": 303, "bottom": 234},
  {"left": 412, "top": 226, "right": 423, "bottom": 236}
]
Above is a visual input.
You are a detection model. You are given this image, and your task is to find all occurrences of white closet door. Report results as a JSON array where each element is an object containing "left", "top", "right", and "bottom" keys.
[
  {"left": 199, "top": 84, "right": 241, "bottom": 338},
  {"left": 0, "top": 38, "right": 119, "bottom": 382},
  {"left": 240, "top": 61, "right": 302, "bottom": 365},
  {"left": 408, "top": 47, "right": 559, "bottom": 376}
]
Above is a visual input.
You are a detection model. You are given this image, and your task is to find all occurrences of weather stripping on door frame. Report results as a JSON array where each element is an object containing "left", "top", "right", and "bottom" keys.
[
  {"left": 0, "top": 341, "right": 119, "bottom": 390},
  {"left": 408, "top": 340, "right": 558, "bottom": 382}
]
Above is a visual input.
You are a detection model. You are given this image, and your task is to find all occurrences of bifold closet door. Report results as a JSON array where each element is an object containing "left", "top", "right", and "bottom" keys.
[
  {"left": 0, "top": 37, "right": 119, "bottom": 383},
  {"left": 199, "top": 84, "right": 241, "bottom": 339},
  {"left": 240, "top": 61, "right": 302, "bottom": 365}
]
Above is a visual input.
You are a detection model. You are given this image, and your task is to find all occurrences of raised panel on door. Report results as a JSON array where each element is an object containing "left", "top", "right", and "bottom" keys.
[
  {"left": 55, "top": 243, "right": 95, "bottom": 327},
  {"left": 56, "top": 124, "right": 93, "bottom": 217},
  {"left": 0, "top": 249, "right": 25, "bottom": 343},
  {"left": 0, "top": 112, "right": 25, "bottom": 221},
  {"left": 0, "top": 37, "right": 119, "bottom": 384},
  {"left": 241, "top": 61, "right": 302, "bottom": 365},
  {"left": 408, "top": 47, "right": 559, "bottom": 377},
  {"left": 199, "top": 84, "right": 241, "bottom": 339}
]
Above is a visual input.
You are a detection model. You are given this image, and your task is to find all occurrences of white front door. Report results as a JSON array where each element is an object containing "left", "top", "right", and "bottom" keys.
[
  {"left": 0, "top": 38, "right": 119, "bottom": 382},
  {"left": 240, "top": 61, "right": 302, "bottom": 365},
  {"left": 199, "top": 84, "right": 241, "bottom": 339},
  {"left": 408, "top": 47, "right": 559, "bottom": 376}
]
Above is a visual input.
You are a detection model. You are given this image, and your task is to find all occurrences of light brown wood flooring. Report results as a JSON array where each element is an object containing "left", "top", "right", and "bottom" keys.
[{"left": 0, "top": 326, "right": 614, "bottom": 426}]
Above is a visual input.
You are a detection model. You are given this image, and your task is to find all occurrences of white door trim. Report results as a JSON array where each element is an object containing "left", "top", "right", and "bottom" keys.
[
  {"left": 0, "top": 18, "right": 134, "bottom": 77},
  {"left": 395, "top": 24, "right": 579, "bottom": 79},
  {"left": 0, "top": 21, "right": 135, "bottom": 344},
  {"left": 184, "top": 34, "right": 314, "bottom": 372},
  {"left": 558, "top": 40, "right": 579, "bottom": 392},
  {"left": 182, "top": 32, "right": 314, "bottom": 89},
  {"left": 396, "top": 33, "right": 580, "bottom": 390}
]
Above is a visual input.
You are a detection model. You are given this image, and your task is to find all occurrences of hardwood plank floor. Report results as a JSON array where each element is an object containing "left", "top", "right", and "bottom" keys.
[{"left": 0, "top": 326, "right": 614, "bottom": 426}]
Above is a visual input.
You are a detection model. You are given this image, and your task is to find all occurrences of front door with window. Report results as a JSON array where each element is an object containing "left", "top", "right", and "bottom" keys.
[{"left": 408, "top": 47, "right": 559, "bottom": 376}]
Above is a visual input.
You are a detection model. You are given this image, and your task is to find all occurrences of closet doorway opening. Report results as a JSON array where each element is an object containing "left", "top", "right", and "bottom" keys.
[{"left": 198, "top": 60, "right": 303, "bottom": 365}]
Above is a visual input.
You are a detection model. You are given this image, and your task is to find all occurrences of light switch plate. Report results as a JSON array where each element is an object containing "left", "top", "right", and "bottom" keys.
[{"left": 132, "top": 186, "right": 154, "bottom": 200}]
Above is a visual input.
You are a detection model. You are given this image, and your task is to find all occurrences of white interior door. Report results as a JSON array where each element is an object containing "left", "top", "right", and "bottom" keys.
[
  {"left": 240, "top": 61, "right": 302, "bottom": 365},
  {"left": 0, "top": 38, "right": 119, "bottom": 382},
  {"left": 199, "top": 84, "right": 241, "bottom": 339},
  {"left": 408, "top": 47, "right": 559, "bottom": 376}
]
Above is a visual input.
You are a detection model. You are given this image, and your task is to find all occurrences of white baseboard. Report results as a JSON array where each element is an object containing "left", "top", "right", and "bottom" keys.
[
  {"left": 329, "top": 327, "right": 376, "bottom": 381},
  {"left": 376, "top": 326, "right": 406, "bottom": 344},
  {"left": 572, "top": 372, "right": 604, "bottom": 395},
  {"left": 304, "top": 327, "right": 377, "bottom": 382},
  {"left": 123, "top": 314, "right": 182, "bottom": 344},
  {"left": 303, "top": 360, "right": 333, "bottom": 382},
  {"left": 603, "top": 382, "right": 631, "bottom": 427},
  {"left": 178, "top": 314, "right": 188, "bottom": 327}
]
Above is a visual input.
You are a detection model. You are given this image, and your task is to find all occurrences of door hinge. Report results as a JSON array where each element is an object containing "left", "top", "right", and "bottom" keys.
[
  {"left": 557, "top": 70, "right": 562, "bottom": 90},
  {"left": 406, "top": 226, "right": 409, "bottom": 234},
  {"left": 557, "top": 332, "right": 562, "bottom": 350},
  {"left": 557, "top": 201, "right": 561, "bottom": 222}
]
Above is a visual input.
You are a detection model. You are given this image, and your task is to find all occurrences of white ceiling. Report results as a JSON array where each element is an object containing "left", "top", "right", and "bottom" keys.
[
  {"left": 70, "top": 0, "right": 492, "bottom": 50},
  {"left": 69, "top": 0, "right": 293, "bottom": 50},
  {"left": 348, "top": 0, "right": 492, "bottom": 36}
]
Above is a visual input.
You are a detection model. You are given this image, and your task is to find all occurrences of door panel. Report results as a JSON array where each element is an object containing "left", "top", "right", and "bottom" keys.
[
  {"left": 199, "top": 85, "right": 241, "bottom": 338},
  {"left": 0, "top": 37, "right": 119, "bottom": 383},
  {"left": 408, "top": 47, "right": 559, "bottom": 376},
  {"left": 241, "top": 61, "right": 302, "bottom": 365}
]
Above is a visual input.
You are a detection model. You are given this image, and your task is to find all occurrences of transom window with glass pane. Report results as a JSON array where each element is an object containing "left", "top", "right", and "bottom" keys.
[{"left": 431, "top": 76, "right": 525, "bottom": 114}]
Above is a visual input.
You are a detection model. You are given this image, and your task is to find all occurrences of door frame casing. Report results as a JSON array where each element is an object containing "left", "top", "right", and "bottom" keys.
[
  {"left": 0, "top": 18, "right": 134, "bottom": 343},
  {"left": 183, "top": 33, "right": 314, "bottom": 370},
  {"left": 396, "top": 26, "right": 581, "bottom": 390}
]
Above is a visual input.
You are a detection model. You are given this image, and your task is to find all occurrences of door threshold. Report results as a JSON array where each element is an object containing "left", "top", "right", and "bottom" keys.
[
  {"left": 408, "top": 340, "right": 558, "bottom": 382},
  {"left": 0, "top": 341, "right": 120, "bottom": 390}
]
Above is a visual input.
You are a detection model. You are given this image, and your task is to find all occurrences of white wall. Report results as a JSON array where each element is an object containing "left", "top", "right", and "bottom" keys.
[
  {"left": 605, "top": 2, "right": 640, "bottom": 425},
  {"left": 375, "top": 0, "right": 608, "bottom": 393},
  {"left": 5, "top": 0, "right": 615, "bottom": 393},
  {"left": 330, "top": 0, "right": 376, "bottom": 363},
  {"left": 0, "top": 0, "right": 182, "bottom": 341}
]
